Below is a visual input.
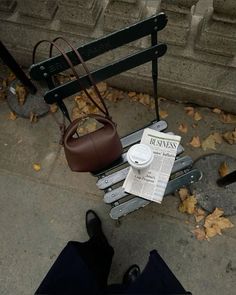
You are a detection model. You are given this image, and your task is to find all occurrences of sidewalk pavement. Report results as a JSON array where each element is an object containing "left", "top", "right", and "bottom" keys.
[{"left": 0, "top": 93, "right": 236, "bottom": 295}]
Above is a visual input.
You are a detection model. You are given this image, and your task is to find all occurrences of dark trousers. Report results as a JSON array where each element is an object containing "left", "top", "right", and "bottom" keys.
[
  {"left": 35, "top": 236, "right": 190, "bottom": 295},
  {"left": 35, "top": 234, "right": 114, "bottom": 294}
]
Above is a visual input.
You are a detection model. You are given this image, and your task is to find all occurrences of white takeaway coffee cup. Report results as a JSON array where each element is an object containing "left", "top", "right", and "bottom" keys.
[{"left": 127, "top": 144, "right": 154, "bottom": 176}]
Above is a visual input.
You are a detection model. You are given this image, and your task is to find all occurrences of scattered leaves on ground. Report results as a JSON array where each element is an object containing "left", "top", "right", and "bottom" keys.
[
  {"left": 220, "top": 113, "right": 236, "bottom": 124},
  {"left": 33, "top": 163, "right": 41, "bottom": 172},
  {"left": 222, "top": 129, "right": 236, "bottom": 144},
  {"left": 177, "top": 188, "right": 234, "bottom": 241},
  {"left": 15, "top": 84, "right": 28, "bottom": 106},
  {"left": 178, "top": 123, "right": 188, "bottom": 134},
  {"left": 8, "top": 111, "right": 17, "bottom": 120},
  {"left": 189, "top": 136, "right": 201, "bottom": 148},
  {"left": 218, "top": 162, "right": 229, "bottom": 177}
]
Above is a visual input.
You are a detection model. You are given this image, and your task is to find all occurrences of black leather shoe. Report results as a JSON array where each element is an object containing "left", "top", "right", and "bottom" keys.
[
  {"left": 123, "top": 264, "right": 140, "bottom": 285},
  {"left": 86, "top": 210, "right": 103, "bottom": 238}
]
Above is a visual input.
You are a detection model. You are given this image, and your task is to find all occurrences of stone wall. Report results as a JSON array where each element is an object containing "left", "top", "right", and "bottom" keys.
[{"left": 0, "top": 0, "right": 235, "bottom": 113}]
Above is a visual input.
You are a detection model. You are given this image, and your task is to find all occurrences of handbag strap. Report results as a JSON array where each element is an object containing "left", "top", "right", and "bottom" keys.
[
  {"left": 32, "top": 39, "right": 109, "bottom": 118},
  {"left": 50, "top": 37, "right": 110, "bottom": 118}
]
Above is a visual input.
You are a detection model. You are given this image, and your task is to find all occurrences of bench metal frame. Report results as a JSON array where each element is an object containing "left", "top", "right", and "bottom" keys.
[{"left": 30, "top": 12, "right": 202, "bottom": 220}]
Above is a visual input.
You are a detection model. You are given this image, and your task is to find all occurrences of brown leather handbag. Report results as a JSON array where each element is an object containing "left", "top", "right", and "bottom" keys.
[
  {"left": 64, "top": 114, "right": 122, "bottom": 172},
  {"left": 33, "top": 37, "right": 123, "bottom": 172}
]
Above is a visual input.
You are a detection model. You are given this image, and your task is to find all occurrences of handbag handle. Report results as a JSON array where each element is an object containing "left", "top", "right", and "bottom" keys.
[
  {"left": 64, "top": 114, "right": 116, "bottom": 143},
  {"left": 32, "top": 39, "right": 109, "bottom": 117},
  {"left": 50, "top": 37, "right": 109, "bottom": 118}
]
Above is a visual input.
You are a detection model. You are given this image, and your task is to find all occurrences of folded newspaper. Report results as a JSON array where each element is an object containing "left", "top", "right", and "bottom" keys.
[{"left": 123, "top": 128, "right": 181, "bottom": 203}]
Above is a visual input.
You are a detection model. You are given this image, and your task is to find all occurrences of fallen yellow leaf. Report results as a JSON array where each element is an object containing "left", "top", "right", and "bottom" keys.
[
  {"left": 222, "top": 129, "right": 236, "bottom": 144},
  {"left": 212, "top": 132, "right": 223, "bottom": 144},
  {"left": 178, "top": 123, "right": 188, "bottom": 134},
  {"left": 204, "top": 208, "right": 234, "bottom": 239},
  {"left": 159, "top": 109, "right": 168, "bottom": 119},
  {"left": 33, "top": 163, "right": 41, "bottom": 172},
  {"left": 128, "top": 91, "right": 136, "bottom": 98},
  {"left": 137, "top": 93, "right": 150, "bottom": 106},
  {"left": 8, "top": 111, "right": 17, "bottom": 121},
  {"left": 97, "top": 82, "right": 107, "bottom": 93},
  {"left": 194, "top": 112, "right": 202, "bottom": 121},
  {"left": 189, "top": 136, "right": 201, "bottom": 148},
  {"left": 201, "top": 135, "right": 216, "bottom": 151},
  {"left": 220, "top": 113, "right": 236, "bottom": 124},
  {"left": 194, "top": 208, "right": 206, "bottom": 223},
  {"left": 192, "top": 228, "right": 206, "bottom": 241},
  {"left": 50, "top": 104, "right": 58, "bottom": 113},
  {"left": 212, "top": 108, "right": 221, "bottom": 114},
  {"left": 71, "top": 106, "right": 83, "bottom": 121},
  {"left": 85, "top": 122, "right": 97, "bottom": 133},
  {"left": 184, "top": 106, "right": 195, "bottom": 117},
  {"left": 205, "top": 226, "right": 218, "bottom": 238},
  {"left": 179, "top": 195, "right": 197, "bottom": 214},
  {"left": 16, "top": 84, "right": 28, "bottom": 106},
  {"left": 218, "top": 162, "right": 229, "bottom": 177},
  {"left": 29, "top": 112, "right": 38, "bottom": 123},
  {"left": 178, "top": 188, "right": 190, "bottom": 201}
]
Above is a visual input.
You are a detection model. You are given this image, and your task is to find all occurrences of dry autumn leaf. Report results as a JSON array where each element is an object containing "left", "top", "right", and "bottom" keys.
[
  {"left": 128, "top": 91, "right": 136, "bottom": 98},
  {"left": 29, "top": 112, "right": 38, "bottom": 123},
  {"left": 184, "top": 106, "right": 195, "bottom": 117},
  {"left": 212, "top": 132, "right": 223, "bottom": 144},
  {"left": 159, "top": 109, "right": 168, "bottom": 119},
  {"left": 8, "top": 111, "right": 17, "bottom": 121},
  {"left": 222, "top": 129, "right": 236, "bottom": 145},
  {"left": 212, "top": 108, "right": 221, "bottom": 114},
  {"left": 178, "top": 188, "right": 190, "bottom": 201},
  {"left": 85, "top": 122, "right": 97, "bottom": 133},
  {"left": 50, "top": 104, "right": 58, "bottom": 113},
  {"left": 220, "top": 113, "right": 236, "bottom": 124},
  {"left": 192, "top": 228, "right": 206, "bottom": 241},
  {"left": 71, "top": 106, "right": 84, "bottom": 121},
  {"left": 15, "top": 84, "right": 28, "bottom": 106},
  {"left": 33, "top": 163, "right": 41, "bottom": 172},
  {"left": 189, "top": 136, "right": 201, "bottom": 148},
  {"left": 204, "top": 208, "right": 234, "bottom": 239},
  {"left": 201, "top": 135, "right": 216, "bottom": 151},
  {"left": 137, "top": 93, "right": 150, "bottom": 106},
  {"left": 97, "top": 82, "right": 107, "bottom": 93},
  {"left": 218, "top": 162, "right": 229, "bottom": 177},
  {"left": 179, "top": 195, "right": 197, "bottom": 214},
  {"left": 194, "top": 208, "right": 206, "bottom": 223},
  {"left": 178, "top": 123, "right": 188, "bottom": 134},
  {"left": 194, "top": 112, "right": 202, "bottom": 121}
]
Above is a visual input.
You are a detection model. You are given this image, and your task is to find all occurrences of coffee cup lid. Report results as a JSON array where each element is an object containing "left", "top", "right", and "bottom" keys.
[{"left": 127, "top": 144, "right": 153, "bottom": 169}]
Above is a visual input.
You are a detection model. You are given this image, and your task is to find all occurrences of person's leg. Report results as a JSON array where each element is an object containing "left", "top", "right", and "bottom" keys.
[
  {"left": 35, "top": 210, "right": 114, "bottom": 294},
  {"left": 124, "top": 250, "right": 191, "bottom": 294},
  {"left": 70, "top": 233, "right": 114, "bottom": 290}
]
